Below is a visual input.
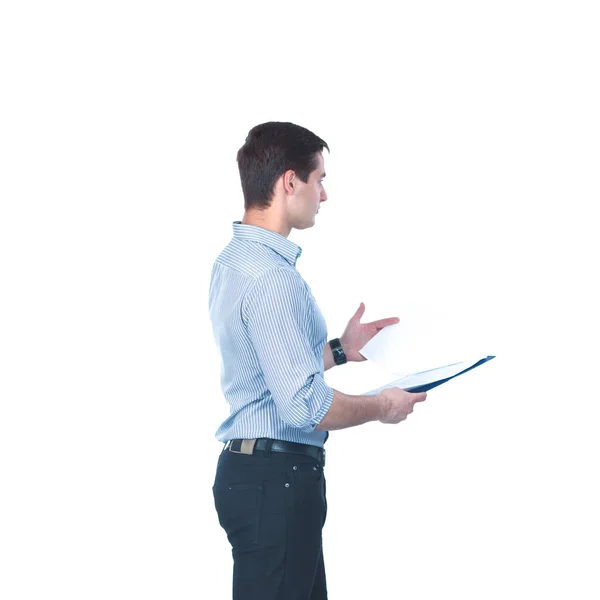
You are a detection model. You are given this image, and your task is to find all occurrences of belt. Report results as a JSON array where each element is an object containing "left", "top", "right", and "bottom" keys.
[{"left": 226, "top": 438, "right": 325, "bottom": 466}]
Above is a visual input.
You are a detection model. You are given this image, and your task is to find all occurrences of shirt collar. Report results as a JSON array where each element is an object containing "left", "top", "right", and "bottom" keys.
[{"left": 232, "top": 221, "right": 302, "bottom": 266}]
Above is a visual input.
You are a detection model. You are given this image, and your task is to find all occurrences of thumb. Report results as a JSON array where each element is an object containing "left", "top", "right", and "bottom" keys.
[{"left": 353, "top": 302, "right": 366, "bottom": 321}]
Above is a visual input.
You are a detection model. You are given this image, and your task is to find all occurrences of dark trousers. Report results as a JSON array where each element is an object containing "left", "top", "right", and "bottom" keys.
[{"left": 212, "top": 444, "right": 328, "bottom": 600}]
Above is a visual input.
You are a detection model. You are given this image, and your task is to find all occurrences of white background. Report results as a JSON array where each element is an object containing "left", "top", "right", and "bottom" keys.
[{"left": 1, "top": 1, "right": 599, "bottom": 598}]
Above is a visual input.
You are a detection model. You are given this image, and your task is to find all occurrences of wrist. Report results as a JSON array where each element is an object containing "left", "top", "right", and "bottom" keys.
[
  {"left": 373, "top": 393, "right": 387, "bottom": 421},
  {"left": 340, "top": 335, "right": 356, "bottom": 363}
]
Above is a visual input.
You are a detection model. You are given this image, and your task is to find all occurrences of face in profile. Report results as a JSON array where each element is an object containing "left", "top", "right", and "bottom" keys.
[{"left": 288, "top": 152, "right": 328, "bottom": 230}]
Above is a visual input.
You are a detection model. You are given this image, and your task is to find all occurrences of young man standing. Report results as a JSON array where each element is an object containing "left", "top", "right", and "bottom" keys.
[{"left": 209, "top": 122, "right": 427, "bottom": 600}]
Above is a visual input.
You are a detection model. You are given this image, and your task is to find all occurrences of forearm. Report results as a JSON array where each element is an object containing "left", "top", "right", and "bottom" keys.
[{"left": 315, "top": 389, "right": 385, "bottom": 431}]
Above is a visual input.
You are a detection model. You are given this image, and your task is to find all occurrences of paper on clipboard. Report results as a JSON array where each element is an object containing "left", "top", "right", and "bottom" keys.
[{"left": 358, "top": 313, "right": 494, "bottom": 394}]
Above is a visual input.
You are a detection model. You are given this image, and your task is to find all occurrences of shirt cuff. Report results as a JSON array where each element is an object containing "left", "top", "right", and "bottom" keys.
[{"left": 306, "top": 377, "right": 334, "bottom": 431}]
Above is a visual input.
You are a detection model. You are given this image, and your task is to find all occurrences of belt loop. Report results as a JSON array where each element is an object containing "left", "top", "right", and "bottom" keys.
[{"left": 264, "top": 438, "right": 273, "bottom": 458}]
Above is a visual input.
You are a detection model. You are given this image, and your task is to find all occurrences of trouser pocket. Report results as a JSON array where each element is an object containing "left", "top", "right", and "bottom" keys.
[{"left": 213, "top": 482, "right": 263, "bottom": 552}]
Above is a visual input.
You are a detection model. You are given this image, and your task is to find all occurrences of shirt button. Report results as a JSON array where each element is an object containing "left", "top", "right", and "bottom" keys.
[
  {"left": 313, "top": 466, "right": 318, "bottom": 471},
  {"left": 285, "top": 483, "right": 290, "bottom": 488},
  {"left": 293, "top": 465, "right": 298, "bottom": 470}
]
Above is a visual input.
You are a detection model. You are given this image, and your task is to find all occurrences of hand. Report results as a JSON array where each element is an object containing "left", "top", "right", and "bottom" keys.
[
  {"left": 339, "top": 302, "right": 399, "bottom": 362},
  {"left": 378, "top": 388, "right": 427, "bottom": 424}
]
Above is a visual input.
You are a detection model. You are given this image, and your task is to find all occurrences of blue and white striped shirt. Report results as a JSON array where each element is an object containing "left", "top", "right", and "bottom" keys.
[{"left": 209, "top": 221, "right": 334, "bottom": 447}]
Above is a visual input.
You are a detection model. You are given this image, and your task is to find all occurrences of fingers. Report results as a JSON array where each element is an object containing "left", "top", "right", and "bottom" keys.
[
  {"left": 412, "top": 392, "right": 427, "bottom": 403},
  {"left": 368, "top": 317, "right": 400, "bottom": 331},
  {"left": 354, "top": 305, "right": 399, "bottom": 327}
]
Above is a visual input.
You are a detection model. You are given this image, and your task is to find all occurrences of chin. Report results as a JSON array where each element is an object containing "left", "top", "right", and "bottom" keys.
[{"left": 293, "top": 218, "right": 316, "bottom": 231}]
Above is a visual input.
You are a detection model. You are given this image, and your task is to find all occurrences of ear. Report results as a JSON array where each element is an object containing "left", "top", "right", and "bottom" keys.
[{"left": 282, "top": 169, "right": 296, "bottom": 195}]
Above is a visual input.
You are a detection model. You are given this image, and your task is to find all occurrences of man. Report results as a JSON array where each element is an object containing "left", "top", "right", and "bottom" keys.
[{"left": 209, "top": 122, "right": 427, "bottom": 600}]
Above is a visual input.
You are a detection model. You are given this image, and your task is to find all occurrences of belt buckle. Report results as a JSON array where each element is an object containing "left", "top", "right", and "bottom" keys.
[
  {"left": 228, "top": 439, "right": 257, "bottom": 455},
  {"left": 321, "top": 448, "right": 326, "bottom": 467}
]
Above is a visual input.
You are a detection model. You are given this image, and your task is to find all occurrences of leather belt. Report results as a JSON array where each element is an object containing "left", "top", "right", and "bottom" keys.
[{"left": 226, "top": 438, "right": 325, "bottom": 466}]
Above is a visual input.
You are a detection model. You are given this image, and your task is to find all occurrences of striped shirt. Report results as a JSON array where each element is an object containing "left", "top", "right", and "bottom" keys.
[{"left": 209, "top": 221, "right": 334, "bottom": 447}]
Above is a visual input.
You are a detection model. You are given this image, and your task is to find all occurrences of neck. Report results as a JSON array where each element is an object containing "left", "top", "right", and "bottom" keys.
[{"left": 242, "top": 205, "right": 291, "bottom": 238}]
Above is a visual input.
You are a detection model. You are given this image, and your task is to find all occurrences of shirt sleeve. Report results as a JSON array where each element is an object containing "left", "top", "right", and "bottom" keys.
[{"left": 243, "top": 268, "right": 334, "bottom": 432}]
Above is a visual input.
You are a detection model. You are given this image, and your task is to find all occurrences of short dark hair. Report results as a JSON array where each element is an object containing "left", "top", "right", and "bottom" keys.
[{"left": 236, "top": 122, "right": 329, "bottom": 210}]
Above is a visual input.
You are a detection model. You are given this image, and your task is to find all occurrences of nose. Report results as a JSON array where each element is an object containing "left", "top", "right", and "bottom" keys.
[{"left": 320, "top": 186, "right": 328, "bottom": 202}]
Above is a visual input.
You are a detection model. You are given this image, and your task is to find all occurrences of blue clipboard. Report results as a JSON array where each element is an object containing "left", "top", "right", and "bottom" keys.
[{"left": 402, "top": 355, "right": 496, "bottom": 393}]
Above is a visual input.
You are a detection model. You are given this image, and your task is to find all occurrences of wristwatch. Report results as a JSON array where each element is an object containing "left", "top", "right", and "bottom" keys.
[{"left": 329, "top": 338, "right": 347, "bottom": 366}]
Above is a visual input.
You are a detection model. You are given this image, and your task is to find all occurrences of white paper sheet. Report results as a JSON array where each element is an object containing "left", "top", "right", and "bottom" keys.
[{"left": 358, "top": 318, "right": 470, "bottom": 376}]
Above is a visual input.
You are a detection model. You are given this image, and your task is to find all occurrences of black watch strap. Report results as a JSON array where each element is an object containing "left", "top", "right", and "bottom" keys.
[{"left": 329, "top": 338, "right": 347, "bottom": 366}]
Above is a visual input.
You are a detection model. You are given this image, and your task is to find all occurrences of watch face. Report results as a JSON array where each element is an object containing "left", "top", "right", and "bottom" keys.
[
  {"left": 333, "top": 346, "right": 346, "bottom": 364},
  {"left": 329, "top": 339, "right": 346, "bottom": 364}
]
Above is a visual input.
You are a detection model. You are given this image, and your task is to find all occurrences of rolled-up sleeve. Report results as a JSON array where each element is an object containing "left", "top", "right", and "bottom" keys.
[{"left": 243, "top": 268, "right": 334, "bottom": 432}]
